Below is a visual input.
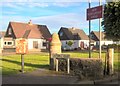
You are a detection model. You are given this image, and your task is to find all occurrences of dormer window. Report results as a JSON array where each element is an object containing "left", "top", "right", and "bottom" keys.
[
  {"left": 73, "top": 33, "right": 78, "bottom": 39},
  {"left": 8, "top": 28, "right": 12, "bottom": 35},
  {"left": 60, "top": 32, "right": 63, "bottom": 36}
]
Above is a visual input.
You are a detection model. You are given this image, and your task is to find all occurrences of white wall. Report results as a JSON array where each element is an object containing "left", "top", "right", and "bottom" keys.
[
  {"left": 96, "top": 41, "right": 113, "bottom": 46},
  {"left": 113, "top": 41, "right": 120, "bottom": 44},
  {"left": 79, "top": 40, "right": 89, "bottom": 48},
  {"left": 61, "top": 40, "right": 78, "bottom": 50},
  {"left": 28, "top": 39, "right": 46, "bottom": 50},
  {"left": 61, "top": 40, "right": 89, "bottom": 50},
  {"left": 0, "top": 38, "right": 4, "bottom": 49}
]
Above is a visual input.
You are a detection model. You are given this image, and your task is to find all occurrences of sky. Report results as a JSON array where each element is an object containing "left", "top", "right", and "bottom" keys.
[{"left": 0, "top": 0, "right": 106, "bottom": 35}]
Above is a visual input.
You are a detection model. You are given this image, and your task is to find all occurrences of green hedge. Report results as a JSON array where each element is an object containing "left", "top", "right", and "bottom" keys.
[
  {"left": 58, "top": 58, "right": 103, "bottom": 80},
  {"left": 108, "top": 44, "right": 120, "bottom": 52}
]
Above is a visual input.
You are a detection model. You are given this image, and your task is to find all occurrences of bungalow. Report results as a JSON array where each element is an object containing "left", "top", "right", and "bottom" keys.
[
  {"left": 90, "top": 31, "right": 113, "bottom": 49},
  {"left": 58, "top": 27, "right": 89, "bottom": 50},
  {"left": 3, "top": 20, "right": 51, "bottom": 52},
  {"left": 0, "top": 31, "right": 5, "bottom": 53}
]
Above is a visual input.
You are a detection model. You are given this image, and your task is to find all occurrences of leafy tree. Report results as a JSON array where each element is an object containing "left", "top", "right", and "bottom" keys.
[{"left": 102, "top": 1, "right": 120, "bottom": 41}]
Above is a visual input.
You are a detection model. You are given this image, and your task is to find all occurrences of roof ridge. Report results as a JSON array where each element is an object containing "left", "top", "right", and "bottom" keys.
[{"left": 10, "top": 21, "right": 46, "bottom": 26}]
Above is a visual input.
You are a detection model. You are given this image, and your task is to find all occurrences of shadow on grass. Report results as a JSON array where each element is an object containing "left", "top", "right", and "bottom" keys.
[{"left": 2, "top": 59, "right": 49, "bottom": 69}]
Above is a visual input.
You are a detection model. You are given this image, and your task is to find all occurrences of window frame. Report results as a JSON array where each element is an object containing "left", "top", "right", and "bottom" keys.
[
  {"left": 8, "top": 28, "right": 12, "bottom": 35},
  {"left": 42, "top": 42, "right": 47, "bottom": 47},
  {"left": 4, "top": 41, "right": 13, "bottom": 46}
]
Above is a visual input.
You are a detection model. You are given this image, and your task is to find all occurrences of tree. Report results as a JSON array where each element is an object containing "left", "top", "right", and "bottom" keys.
[{"left": 102, "top": 1, "right": 120, "bottom": 41}]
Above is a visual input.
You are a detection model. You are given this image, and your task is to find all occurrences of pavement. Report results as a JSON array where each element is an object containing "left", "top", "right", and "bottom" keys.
[{"left": 2, "top": 68, "right": 119, "bottom": 85}]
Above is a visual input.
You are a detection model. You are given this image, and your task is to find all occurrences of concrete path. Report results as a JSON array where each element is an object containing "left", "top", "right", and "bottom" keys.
[
  {"left": 2, "top": 68, "right": 119, "bottom": 85},
  {"left": 2, "top": 69, "right": 78, "bottom": 84}
]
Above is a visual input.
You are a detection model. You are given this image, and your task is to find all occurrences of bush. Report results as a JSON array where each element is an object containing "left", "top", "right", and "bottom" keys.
[
  {"left": 108, "top": 44, "right": 120, "bottom": 52},
  {"left": 67, "top": 41, "right": 73, "bottom": 47},
  {"left": 58, "top": 58, "right": 103, "bottom": 80}
]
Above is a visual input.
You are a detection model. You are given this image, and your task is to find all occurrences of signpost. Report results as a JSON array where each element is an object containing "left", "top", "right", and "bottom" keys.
[
  {"left": 87, "top": 2, "right": 103, "bottom": 58},
  {"left": 16, "top": 38, "right": 28, "bottom": 73},
  {"left": 87, "top": 5, "right": 103, "bottom": 20}
]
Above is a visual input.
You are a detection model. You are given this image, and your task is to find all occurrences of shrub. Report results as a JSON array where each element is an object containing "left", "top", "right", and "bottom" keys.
[
  {"left": 67, "top": 41, "right": 73, "bottom": 47},
  {"left": 58, "top": 58, "right": 103, "bottom": 80},
  {"left": 108, "top": 44, "right": 120, "bottom": 52}
]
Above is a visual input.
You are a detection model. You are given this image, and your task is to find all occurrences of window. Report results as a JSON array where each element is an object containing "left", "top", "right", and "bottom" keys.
[
  {"left": 8, "top": 28, "right": 12, "bottom": 35},
  {"left": 91, "top": 34, "right": 94, "bottom": 39},
  {"left": 73, "top": 33, "right": 78, "bottom": 39},
  {"left": 60, "top": 32, "right": 63, "bottom": 36},
  {"left": 8, "top": 42, "right": 12, "bottom": 45},
  {"left": 43, "top": 42, "right": 46, "bottom": 47},
  {"left": 4, "top": 41, "right": 13, "bottom": 46},
  {"left": 4, "top": 42, "right": 7, "bottom": 45},
  {"left": 33, "top": 41, "right": 38, "bottom": 49}
]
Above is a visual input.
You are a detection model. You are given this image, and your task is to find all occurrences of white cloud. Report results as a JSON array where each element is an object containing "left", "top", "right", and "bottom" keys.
[
  {"left": 1, "top": 13, "right": 89, "bottom": 34},
  {"left": 52, "top": 2, "right": 77, "bottom": 7},
  {"left": 28, "top": 3, "right": 49, "bottom": 8},
  {"left": 2, "top": 2, "right": 23, "bottom": 10},
  {"left": 3, "top": 11, "right": 18, "bottom": 15},
  {"left": 1, "top": 13, "right": 100, "bottom": 34},
  {"left": 32, "top": 13, "right": 89, "bottom": 33},
  {"left": 0, "top": 0, "right": 106, "bottom": 3},
  {"left": 1, "top": 15, "right": 31, "bottom": 30},
  {"left": 2, "top": 2, "right": 49, "bottom": 9}
]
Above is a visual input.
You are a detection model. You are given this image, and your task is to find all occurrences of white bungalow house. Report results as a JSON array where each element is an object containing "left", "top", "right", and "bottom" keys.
[
  {"left": 3, "top": 20, "right": 51, "bottom": 52},
  {"left": 58, "top": 27, "right": 89, "bottom": 50},
  {"left": 90, "top": 31, "right": 113, "bottom": 49}
]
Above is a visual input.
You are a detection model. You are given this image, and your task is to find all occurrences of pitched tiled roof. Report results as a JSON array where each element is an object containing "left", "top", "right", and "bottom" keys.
[
  {"left": 9, "top": 21, "right": 51, "bottom": 39},
  {"left": 59, "top": 27, "right": 89, "bottom": 40},
  {"left": 69, "top": 28, "right": 89, "bottom": 40},
  {"left": 91, "top": 31, "right": 106, "bottom": 41}
]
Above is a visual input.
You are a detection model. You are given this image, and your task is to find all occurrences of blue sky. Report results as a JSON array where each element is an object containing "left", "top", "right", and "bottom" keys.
[{"left": 0, "top": 0, "right": 106, "bottom": 35}]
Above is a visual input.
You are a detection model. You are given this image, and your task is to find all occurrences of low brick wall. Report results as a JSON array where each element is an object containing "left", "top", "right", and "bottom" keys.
[{"left": 58, "top": 58, "right": 103, "bottom": 80}]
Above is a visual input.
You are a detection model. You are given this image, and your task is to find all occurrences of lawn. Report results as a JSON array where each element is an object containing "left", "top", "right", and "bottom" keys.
[
  {"left": 1, "top": 51, "right": 119, "bottom": 75},
  {"left": 1, "top": 52, "right": 49, "bottom": 75}
]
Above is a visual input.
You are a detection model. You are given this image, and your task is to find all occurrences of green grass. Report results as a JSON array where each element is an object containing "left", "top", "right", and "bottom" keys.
[
  {"left": 1, "top": 51, "right": 119, "bottom": 75},
  {"left": 1, "top": 52, "right": 49, "bottom": 75}
]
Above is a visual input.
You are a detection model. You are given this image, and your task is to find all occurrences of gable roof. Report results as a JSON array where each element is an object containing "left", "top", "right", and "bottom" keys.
[
  {"left": 91, "top": 31, "right": 107, "bottom": 41},
  {"left": 0, "top": 31, "right": 5, "bottom": 38},
  {"left": 58, "top": 27, "right": 89, "bottom": 40},
  {"left": 5, "top": 21, "right": 51, "bottom": 39}
]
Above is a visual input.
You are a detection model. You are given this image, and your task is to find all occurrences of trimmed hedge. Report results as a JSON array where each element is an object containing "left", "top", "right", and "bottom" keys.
[
  {"left": 58, "top": 58, "right": 103, "bottom": 80},
  {"left": 108, "top": 44, "right": 120, "bottom": 52}
]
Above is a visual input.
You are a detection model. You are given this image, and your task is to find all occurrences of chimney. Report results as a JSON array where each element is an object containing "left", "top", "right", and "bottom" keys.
[
  {"left": 72, "top": 27, "right": 75, "bottom": 30},
  {"left": 28, "top": 20, "right": 32, "bottom": 25}
]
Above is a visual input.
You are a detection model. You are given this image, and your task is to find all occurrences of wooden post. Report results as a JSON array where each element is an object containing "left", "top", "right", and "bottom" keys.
[
  {"left": 67, "top": 58, "right": 70, "bottom": 74},
  {"left": 104, "top": 52, "right": 107, "bottom": 75},
  {"left": 56, "top": 59, "right": 58, "bottom": 72},
  {"left": 21, "top": 54, "right": 24, "bottom": 73},
  {"left": 107, "top": 48, "right": 114, "bottom": 75}
]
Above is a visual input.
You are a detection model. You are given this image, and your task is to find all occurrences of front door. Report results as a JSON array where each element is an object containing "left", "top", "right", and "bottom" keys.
[{"left": 33, "top": 41, "right": 38, "bottom": 49}]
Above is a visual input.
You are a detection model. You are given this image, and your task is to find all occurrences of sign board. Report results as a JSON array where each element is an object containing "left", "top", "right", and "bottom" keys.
[
  {"left": 16, "top": 38, "right": 28, "bottom": 54},
  {"left": 87, "top": 5, "right": 103, "bottom": 20}
]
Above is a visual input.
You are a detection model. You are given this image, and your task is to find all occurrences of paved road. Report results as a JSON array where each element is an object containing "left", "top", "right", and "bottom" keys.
[
  {"left": 2, "top": 69, "right": 78, "bottom": 84},
  {"left": 2, "top": 68, "right": 119, "bottom": 85}
]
